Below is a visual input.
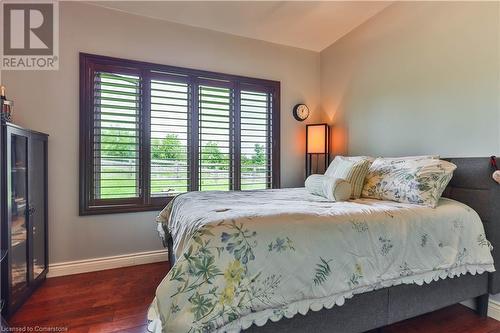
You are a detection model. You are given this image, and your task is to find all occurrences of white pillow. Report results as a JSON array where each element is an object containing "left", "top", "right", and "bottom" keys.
[
  {"left": 325, "top": 156, "right": 374, "bottom": 175},
  {"left": 305, "top": 175, "right": 351, "bottom": 201},
  {"left": 325, "top": 156, "right": 371, "bottom": 199},
  {"left": 345, "top": 155, "right": 376, "bottom": 163},
  {"left": 378, "top": 155, "right": 439, "bottom": 162},
  {"left": 362, "top": 158, "right": 456, "bottom": 208}
]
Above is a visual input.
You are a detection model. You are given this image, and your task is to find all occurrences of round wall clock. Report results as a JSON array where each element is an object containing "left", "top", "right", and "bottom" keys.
[{"left": 293, "top": 104, "right": 309, "bottom": 122}]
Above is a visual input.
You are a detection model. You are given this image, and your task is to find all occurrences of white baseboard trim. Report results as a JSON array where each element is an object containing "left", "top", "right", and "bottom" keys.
[
  {"left": 47, "top": 249, "right": 168, "bottom": 278},
  {"left": 461, "top": 299, "right": 500, "bottom": 321}
]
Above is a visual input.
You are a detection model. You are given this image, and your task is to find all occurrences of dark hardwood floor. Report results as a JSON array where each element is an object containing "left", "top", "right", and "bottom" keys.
[
  {"left": 7, "top": 262, "right": 500, "bottom": 332},
  {"left": 8, "top": 262, "right": 169, "bottom": 333}
]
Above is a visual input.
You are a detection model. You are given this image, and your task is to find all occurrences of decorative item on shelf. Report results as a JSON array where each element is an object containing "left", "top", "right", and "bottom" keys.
[
  {"left": 1, "top": 85, "right": 13, "bottom": 122},
  {"left": 293, "top": 103, "right": 309, "bottom": 122},
  {"left": 306, "top": 123, "right": 330, "bottom": 177},
  {"left": 491, "top": 156, "right": 500, "bottom": 184}
]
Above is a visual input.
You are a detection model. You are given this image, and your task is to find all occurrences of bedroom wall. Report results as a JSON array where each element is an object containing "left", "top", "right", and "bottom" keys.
[
  {"left": 320, "top": 1, "right": 500, "bottom": 157},
  {"left": 0, "top": 2, "right": 320, "bottom": 264}
]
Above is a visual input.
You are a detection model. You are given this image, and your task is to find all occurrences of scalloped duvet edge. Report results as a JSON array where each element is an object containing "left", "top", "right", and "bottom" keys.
[{"left": 147, "top": 263, "right": 495, "bottom": 333}]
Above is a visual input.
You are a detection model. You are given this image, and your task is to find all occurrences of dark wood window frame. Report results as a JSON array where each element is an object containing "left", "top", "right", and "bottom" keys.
[{"left": 79, "top": 53, "right": 280, "bottom": 215}]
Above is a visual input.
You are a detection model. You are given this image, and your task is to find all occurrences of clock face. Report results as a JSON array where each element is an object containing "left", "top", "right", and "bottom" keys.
[{"left": 293, "top": 104, "right": 309, "bottom": 121}]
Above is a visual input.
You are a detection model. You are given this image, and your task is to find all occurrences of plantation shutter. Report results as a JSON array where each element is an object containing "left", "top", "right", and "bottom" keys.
[
  {"left": 240, "top": 88, "right": 273, "bottom": 190},
  {"left": 92, "top": 70, "right": 142, "bottom": 201},
  {"left": 198, "top": 84, "right": 234, "bottom": 191},
  {"left": 81, "top": 54, "right": 279, "bottom": 215},
  {"left": 150, "top": 76, "right": 191, "bottom": 197}
]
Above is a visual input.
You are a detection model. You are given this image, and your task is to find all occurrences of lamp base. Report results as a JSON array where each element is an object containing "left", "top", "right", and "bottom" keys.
[{"left": 306, "top": 153, "right": 329, "bottom": 178}]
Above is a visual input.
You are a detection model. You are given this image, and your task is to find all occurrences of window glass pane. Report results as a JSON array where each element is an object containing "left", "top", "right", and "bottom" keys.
[
  {"left": 10, "top": 134, "right": 28, "bottom": 298},
  {"left": 150, "top": 79, "right": 190, "bottom": 196},
  {"left": 93, "top": 72, "right": 141, "bottom": 199},
  {"left": 240, "top": 90, "right": 271, "bottom": 190},
  {"left": 198, "top": 85, "right": 233, "bottom": 191}
]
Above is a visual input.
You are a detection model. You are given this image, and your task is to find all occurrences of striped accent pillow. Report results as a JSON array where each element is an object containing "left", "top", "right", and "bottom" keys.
[{"left": 325, "top": 156, "right": 371, "bottom": 199}]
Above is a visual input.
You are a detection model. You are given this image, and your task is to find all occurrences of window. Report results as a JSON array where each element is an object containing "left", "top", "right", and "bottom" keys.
[{"left": 80, "top": 53, "right": 280, "bottom": 215}]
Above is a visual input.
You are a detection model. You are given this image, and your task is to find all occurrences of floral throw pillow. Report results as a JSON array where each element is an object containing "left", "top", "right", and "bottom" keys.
[{"left": 361, "top": 158, "right": 457, "bottom": 208}]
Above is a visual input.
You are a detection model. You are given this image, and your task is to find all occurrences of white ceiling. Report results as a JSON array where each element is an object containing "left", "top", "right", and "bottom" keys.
[{"left": 88, "top": 1, "right": 391, "bottom": 52}]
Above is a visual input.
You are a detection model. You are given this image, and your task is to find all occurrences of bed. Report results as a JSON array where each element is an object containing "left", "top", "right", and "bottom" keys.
[{"left": 148, "top": 157, "right": 500, "bottom": 333}]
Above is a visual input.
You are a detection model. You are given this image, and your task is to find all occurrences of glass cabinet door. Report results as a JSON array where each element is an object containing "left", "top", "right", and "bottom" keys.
[
  {"left": 9, "top": 133, "right": 29, "bottom": 300},
  {"left": 30, "top": 137, "right": 46, "bottom": 280}
]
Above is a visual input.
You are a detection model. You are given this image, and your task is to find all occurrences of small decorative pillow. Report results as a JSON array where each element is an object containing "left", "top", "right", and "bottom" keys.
[
  {"left": 305, "top": 175, "right": 351, "bottom": 201},
  {"left": 325, "top": 156, "right": 371, "bottom": 198},
  {"left": 361, "top": 158, "right": 457, "bottom": 208},
  {"left": 493, "top": 171, "right": 500, "bottom": 184}
]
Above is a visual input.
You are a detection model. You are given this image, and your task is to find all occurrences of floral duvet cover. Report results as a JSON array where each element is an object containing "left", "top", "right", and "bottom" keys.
[{"left": 148, "top": 188, "right": 494, "bottom": 333}]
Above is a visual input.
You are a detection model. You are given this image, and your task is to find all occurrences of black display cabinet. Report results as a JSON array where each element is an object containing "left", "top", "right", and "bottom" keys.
[{"left": 1, "top": 121, "right": 48, "bottom": 318}]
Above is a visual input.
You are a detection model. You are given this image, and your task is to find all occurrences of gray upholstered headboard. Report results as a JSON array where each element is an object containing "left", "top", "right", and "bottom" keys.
[{"left": 443, "top": 157, "right": 500, "bottom": 294}]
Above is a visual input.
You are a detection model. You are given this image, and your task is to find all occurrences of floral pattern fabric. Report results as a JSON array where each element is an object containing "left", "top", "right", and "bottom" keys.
[
  {"left": 149, "top": 188, "right": 494, "bottom": 333},
  {"left": 361, "top": 158, "right": 456, "bottom": 208}
]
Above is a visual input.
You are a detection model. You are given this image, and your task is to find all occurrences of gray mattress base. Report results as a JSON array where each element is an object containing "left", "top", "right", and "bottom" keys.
[{"left": 244, "top": 273, "right": 488, "bottom": 333}]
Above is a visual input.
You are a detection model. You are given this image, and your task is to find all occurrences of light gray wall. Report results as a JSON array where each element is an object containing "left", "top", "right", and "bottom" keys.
[
  {"left": 1, "top": 2, "right": 321, "bottom": 264},
  {"left": 319, "top": 1, "right": 500, "bottom": 301},
  {"left": 320, "top": 1, "right": 500, "bottom": 157}
]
